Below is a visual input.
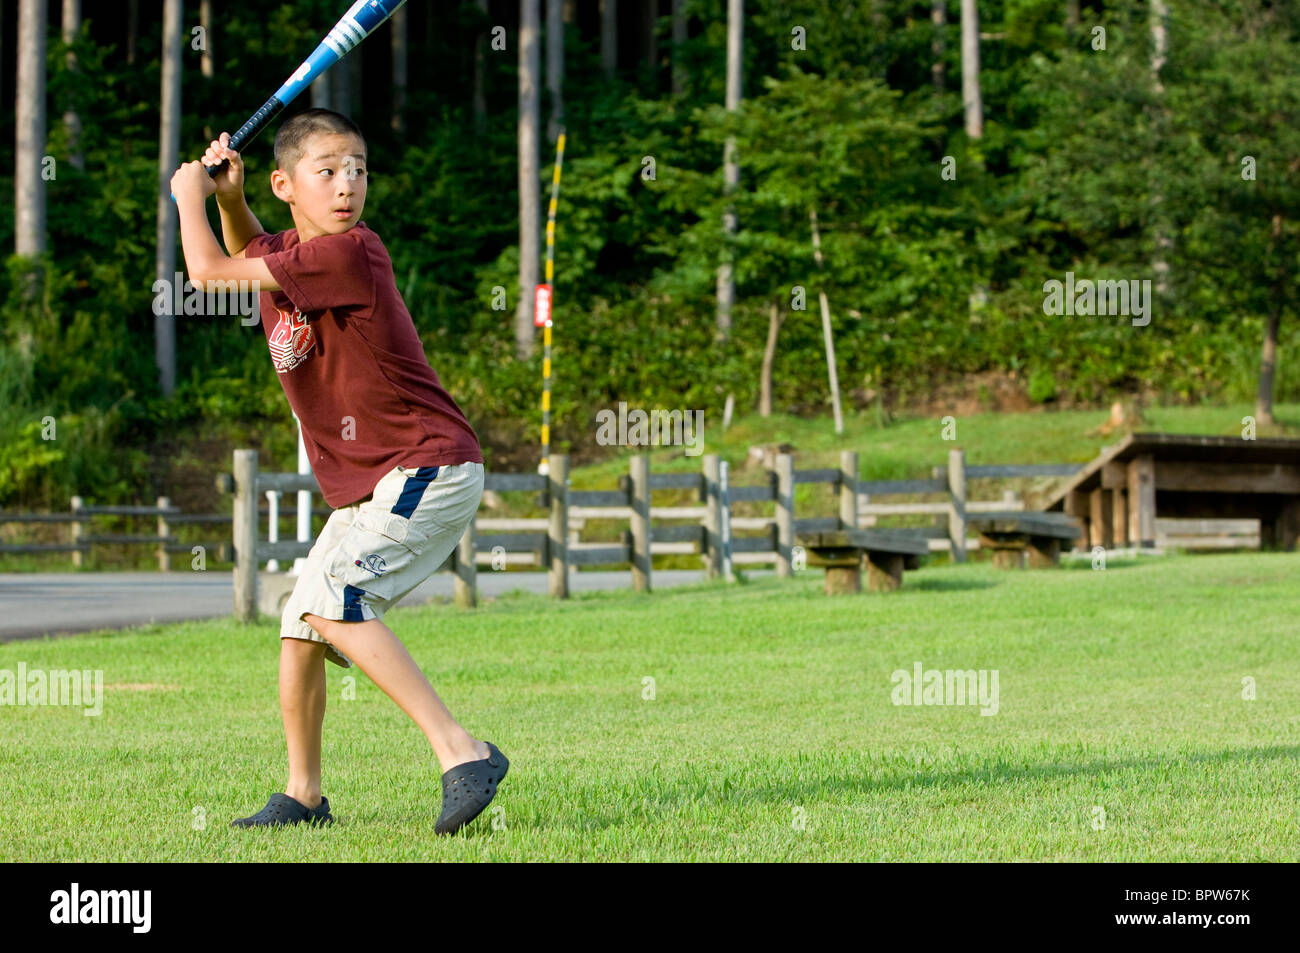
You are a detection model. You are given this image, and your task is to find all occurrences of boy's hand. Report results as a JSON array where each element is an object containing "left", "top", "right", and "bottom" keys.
[
  {"left": 202, "top": 132, "right": 246, "bottom": 201},
  {"left": 170, "top": 160, "right": 218, "bottom": 204}
]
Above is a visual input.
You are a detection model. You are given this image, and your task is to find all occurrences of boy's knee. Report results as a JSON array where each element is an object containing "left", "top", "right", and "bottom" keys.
[{"left": 281, "top": 636, "right": 325, "bottom": 664}]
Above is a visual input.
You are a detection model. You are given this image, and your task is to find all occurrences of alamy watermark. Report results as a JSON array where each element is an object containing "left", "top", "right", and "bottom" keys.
[
  {"left": 595, "top": 402, "right": 704, "bottom": 456},
  {"left": 890, "top": 661, "right": 999, "bottom": 716},
  {"left": 152, "top": 272, "right": 261, "bottom": 326},
  {"left": 1042, "top": 272, "right": 1151, "bottom": 327},
  {"left": 0, "top": 662, "right": 103, "bottom": 716}
]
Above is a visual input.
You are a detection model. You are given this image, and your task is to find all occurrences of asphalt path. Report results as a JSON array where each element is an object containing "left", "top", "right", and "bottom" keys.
[{"left": 0, "top": 568, "right": 736, "bottom": 643}]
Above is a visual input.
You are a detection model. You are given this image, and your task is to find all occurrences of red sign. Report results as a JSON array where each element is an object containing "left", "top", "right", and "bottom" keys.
[{"left": 534, "top": 284, "right": 552, "bottom": 328}]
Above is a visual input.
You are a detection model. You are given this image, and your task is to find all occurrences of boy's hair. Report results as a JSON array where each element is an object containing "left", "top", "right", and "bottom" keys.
[{"left": 274, "top": 108, "right": 366, "bottom": 175}]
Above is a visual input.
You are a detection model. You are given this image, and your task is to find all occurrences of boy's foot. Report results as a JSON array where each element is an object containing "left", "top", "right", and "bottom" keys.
[
  {"left": 231, "top": 793, "right": 334, "bottom": 828},
  {"left": 441, "top": 739, "right": 491, "bottom": 775},
  {"left": 435, "top": 741, "right": 509, "bottom": 835}
]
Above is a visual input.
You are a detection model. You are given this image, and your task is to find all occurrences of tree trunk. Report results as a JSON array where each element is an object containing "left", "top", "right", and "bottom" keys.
[
  {"left": 1256, "top": 305, "right": 1281, "bottom": 428},
  {"left": 473, "top": 0, "right": 488, "bottom": 127},
  {"left": 960, "top": 0, "right": 982, "bottom": 139},
  {"left": 16, "top": 0, "right": 48, "bottom": 267},
  {"left": 931, "top": 0, "right": 946, "bottom": 92},
  {"left": 600, "top": 0, "right": 617, "bottom": 80},
  {"left": 330, "top": 48, "right": 358, "bottom": 118},
  {"left": 759, "top": 301, "right": 784, "bottom": 417},
  {"left": 391, "top": 3, "right": 407, "bottom": 135},
  {"left": 1150, "top": 0, "right": 1171, "bottom": 297},
  {"left": 61, "top": 0, "right": 82, "bottom": 170},
  {"left": 516, "top": 0, "right": 541, "bottom": 360},
  {"left": 311, "top": 72, "right": 331, "bottom": 109},
  {"left": 1257, "top": 213, "right": 1285, "bottom": 428},
  {"left": 1066, "top": 0, "right": 1080, "bottom": 31},
  {"left": 810, "top": 206, "right": 844, "bottom": 435},
  {"left": 199, "top": 0, "right": 213, "bottom": 78},
  {"left": 671, "top": 0, "right": 687, "bottom": 94},
  {"left": 127, "top": 0, "right": 138, "bottom": 65},
  {"left": 641, "top": 0, "right": 657, "bottom": 91},
  {"left": 156, "top": 0, "right": 182, "bottom": 397},
  {"left": 546, "top": 0, "right": 564, "bottom": 142},
  {"left": 715, "top": 0, "right": 742, "bottom": 343}
]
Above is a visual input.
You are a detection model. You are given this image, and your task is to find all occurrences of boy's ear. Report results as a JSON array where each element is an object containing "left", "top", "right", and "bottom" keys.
[{"left": 270, "top": 168, "right": 293, "bottom": 202}]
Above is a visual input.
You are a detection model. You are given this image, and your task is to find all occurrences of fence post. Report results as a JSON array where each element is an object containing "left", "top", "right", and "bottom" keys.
[
  {"left": 233, "top": 449, "right": 259, "bottom": 622},
  {"left": 776, "top": 452, "right": 794, "bottom": 578},
  {"left": 454, "top": 518, "right": 477, "bottom": 608},
  {"left": 839, "top": 450, "right": 858, "bottom": 530},
  {"left": 947, "top": 448, "right": 967, "bottom": 563},
  {"left": 157, "top": 496, "right": 171, "bottom": 571},
  {"left": 548, "top": 453, "right": 569, "bottom": 598},
  {"left": 630, "top": 453, "right": 651, "bottom": 592},
  {"left": 719, "top": 460, "right": 736, "bottom": 582},
  {"left": 703, "top": 454, "right": 722, "bottom": 579},
  {"left": 265, "top": 490, "right": 281, "bottom": 573},
  {"left": 70, "top": 495, "right": 84, "bottom": 568}
]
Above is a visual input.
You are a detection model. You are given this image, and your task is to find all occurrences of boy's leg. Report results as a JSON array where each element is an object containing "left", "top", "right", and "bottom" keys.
[
  {"left": 302, "top": 613, "right": 488, "bottom": 775},
  {"left": 281, "top": 636, "right": 327, "bottom": 810}
]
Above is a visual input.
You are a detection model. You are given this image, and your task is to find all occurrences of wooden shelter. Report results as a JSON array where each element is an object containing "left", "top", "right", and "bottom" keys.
[{"left": 1044, "top": 433, "right": 1300, "bottom": 550}]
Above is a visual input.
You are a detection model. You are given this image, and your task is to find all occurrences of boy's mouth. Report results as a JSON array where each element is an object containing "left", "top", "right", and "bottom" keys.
[{"left": 332, "top": 207, "right": 354, "bottom": 220}]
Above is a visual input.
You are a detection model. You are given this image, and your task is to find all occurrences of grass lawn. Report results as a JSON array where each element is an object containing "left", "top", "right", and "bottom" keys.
[{"left": 1, "top": 551, "right": 1296, "bottom": 862}]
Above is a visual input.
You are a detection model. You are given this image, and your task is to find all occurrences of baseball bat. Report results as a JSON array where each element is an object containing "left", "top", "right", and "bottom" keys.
[{"left": 184, "top": 0, "right": 407, "bottom": 189}]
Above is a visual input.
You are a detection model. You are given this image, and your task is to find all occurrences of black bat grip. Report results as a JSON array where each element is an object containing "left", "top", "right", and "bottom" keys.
[{"left": 205, "top": 96, "right": 287, "bottom": 177}]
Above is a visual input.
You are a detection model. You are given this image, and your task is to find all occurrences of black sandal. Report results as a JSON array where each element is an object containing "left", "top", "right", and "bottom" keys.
[
  {"left": 435, "top": 742, "right": 509, "bottom": 835},
  {"left": 231, "top": 793, "right": 334, "bottom": 828}
]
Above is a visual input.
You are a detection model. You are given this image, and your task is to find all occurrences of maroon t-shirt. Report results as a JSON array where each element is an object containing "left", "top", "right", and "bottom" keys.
[{"left": 245, "top": 222, "right": 482, "bottom": 508}]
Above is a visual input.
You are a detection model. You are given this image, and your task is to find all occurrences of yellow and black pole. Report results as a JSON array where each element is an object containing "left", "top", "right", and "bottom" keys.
[{"left": 537, "top": 128, "right": 566, "bottom": 476}]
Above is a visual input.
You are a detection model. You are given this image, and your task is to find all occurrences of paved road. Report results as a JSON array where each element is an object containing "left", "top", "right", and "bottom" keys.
[{"left": 0, "top": 568, "right": 734, "bottom": 643}]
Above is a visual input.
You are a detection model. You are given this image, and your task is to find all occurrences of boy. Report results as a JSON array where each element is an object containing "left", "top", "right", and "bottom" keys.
[{"left": 170, "top": 109, "right": 507, "bottom": 835}]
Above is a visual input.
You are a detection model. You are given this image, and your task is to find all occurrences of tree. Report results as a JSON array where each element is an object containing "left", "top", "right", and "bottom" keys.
[
  {"left": 155, "top": 0, "right": 182, "bottom": 397},
  {"left": 199, "top": 0, "right": 213, "bottom": 78},
  {"left": 473, "top": 0, "right": 489, "bottom": 127},
  {"left": 126, "top": 0, "right": 138, "bottom": 65},
  {"left": 62, "top": 0, "right": 83, "bottom": 170},
  {"left": 15, "top": 0, "right": 48, "bottom": 281},
  {"left": 715, "top": 0, "right": 742, "bottom": 343},
  {"left": 517, "top": 0, "right": 541, "bottom": 359},
  {"left": 1066, "top": 0, "right": 1080, "bottom": 32},
  {"left": 546, "top": 0, "right": 564, "bottom": 143},
  {"left": 391, "top": 2, "right": 407, "bottom": 135},
  {"left": 932, "top": 0, "right": 946, "bottom": 91},
  {"left": 671, "top": 0, "right": 687, "bottom": 95},
  {"left": 601, "top": 0, "right": 618, "bottom": 80},
  {"left": 960, "top": 0, "right": 982, "bottom": 139},
  {"left": 1149, "top": 0, "right": 1171, "bottom": 297}
]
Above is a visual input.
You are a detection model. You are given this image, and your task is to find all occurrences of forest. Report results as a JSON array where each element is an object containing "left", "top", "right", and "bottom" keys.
[{"left": 2, "top": 0, "right": 1297, "bottom": 509}]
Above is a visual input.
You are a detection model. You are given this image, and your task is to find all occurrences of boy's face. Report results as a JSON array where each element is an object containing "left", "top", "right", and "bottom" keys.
[{"left": 271, "top": 132, "right": 368, "bottom": 241}]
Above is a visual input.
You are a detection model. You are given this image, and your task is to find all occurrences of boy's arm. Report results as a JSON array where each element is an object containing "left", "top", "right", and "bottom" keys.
[
  {"left": 217, "top": 194, "right": 264, "bottom": 259},
  {"left": 170, "top": 160, "right": 279, "bottom": 290},
  {"left": 202, "top": 133, "right": 265, "bottom": 258}
]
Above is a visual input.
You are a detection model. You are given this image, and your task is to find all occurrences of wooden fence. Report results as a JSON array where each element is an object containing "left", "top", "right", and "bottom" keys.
[
  {"left": 221, "top": 448, "right": 1090, "bottom": 622},
  {"left": 0, "top": 492, "right": 331, "bottom": 568}
]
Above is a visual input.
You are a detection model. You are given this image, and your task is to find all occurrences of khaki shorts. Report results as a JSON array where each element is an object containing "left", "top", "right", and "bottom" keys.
[{"left": 280, "top": 461, "right": 485, "bottom": 667}]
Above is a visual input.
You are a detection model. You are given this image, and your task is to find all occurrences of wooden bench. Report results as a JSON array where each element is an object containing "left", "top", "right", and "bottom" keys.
[
  {"left": 796, "top": 529, "right": 930, "bottom": 594},
  {"left": 966, "top": 512, "right": 1081, "bottom": 568}
]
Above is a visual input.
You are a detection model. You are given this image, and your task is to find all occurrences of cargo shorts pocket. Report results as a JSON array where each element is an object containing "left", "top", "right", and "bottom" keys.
[
  {"left": 325, "top": 508, "right": 421, "bottom": 592},
  {"left": 427, "top": 467, "right": 484, "bottom": 533}
]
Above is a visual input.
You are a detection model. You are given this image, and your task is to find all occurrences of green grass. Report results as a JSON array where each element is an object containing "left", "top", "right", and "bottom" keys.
[
  {"left": 1, "top": 551, "right": 1296, "bottom": 861},
  {"left": 572, "top": 400, "right": 1300, "bottom": 487}
]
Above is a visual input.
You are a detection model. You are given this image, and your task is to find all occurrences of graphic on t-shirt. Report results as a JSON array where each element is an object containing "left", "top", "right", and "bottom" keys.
[{"left": 268, "top": 307, "right": 316, "bottom": 373}]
